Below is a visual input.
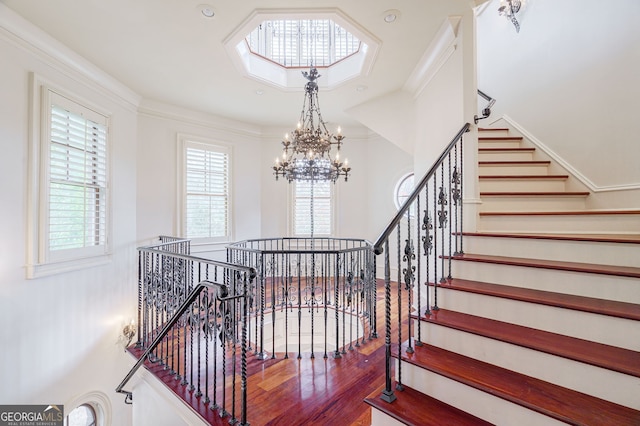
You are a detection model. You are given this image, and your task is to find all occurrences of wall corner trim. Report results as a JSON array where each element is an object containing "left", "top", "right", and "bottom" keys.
[{"left": 403, "top": 16, "right": 462, "bottom": 99}]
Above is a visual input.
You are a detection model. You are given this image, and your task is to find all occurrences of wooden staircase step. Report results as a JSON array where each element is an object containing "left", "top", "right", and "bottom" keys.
[
  {"left": 433, "top": 278, "right": 640, "bottom": 321},
  {"left": 396, "top": 342, "right": 640, "bottom": 425},
  {"left": 364, "top": 383, "right": 493, "bottom": 426},
  {"left": 461, "top": 232, "right": 640, "bottom": 245},
  {"left": 479, "top": 174, "right": 569, "bottom": 180},
  {"left": 414, "top": 309, "right": 640, "bottom": 377},
  {"left": 479, "top": 160, "right": 549, "bottom": 165},
  {"left": 478, "top": 147, "right": 535, "bottom": 153},
  {"left": 480, "top": 191, "right": 589, "bottom": 197},
  {"left": 478, "top": 136, "right": 523, "bottom": 141},
  {"left": 479, "top": 128, "right": 510, "bottom": 132},
  {"left": 450, "top": 253, "right": 640, "bottom": 278},
  {"left": 479, "top": 209, "right": 640, "bottom": 217}
]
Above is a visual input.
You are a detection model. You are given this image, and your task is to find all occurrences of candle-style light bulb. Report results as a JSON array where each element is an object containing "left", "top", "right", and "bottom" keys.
[{"left": 337, "top": 126, "right": 342, "bottom": 135}]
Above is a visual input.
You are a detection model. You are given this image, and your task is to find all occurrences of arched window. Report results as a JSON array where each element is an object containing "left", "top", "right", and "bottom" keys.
[
  {"left": 66, "top": 404, "right": 97, "bottom": 426},
  {"left": 394, "top": 172, "right": 415, "bottom": 217}
]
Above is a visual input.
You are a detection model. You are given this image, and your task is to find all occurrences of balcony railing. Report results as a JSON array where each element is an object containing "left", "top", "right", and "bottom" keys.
[
  {"left": 117, "top": 238, "right": 255, "bottom": 425},
  {"left": 226, "top": 237, "right": 376, "bottom": 360}
]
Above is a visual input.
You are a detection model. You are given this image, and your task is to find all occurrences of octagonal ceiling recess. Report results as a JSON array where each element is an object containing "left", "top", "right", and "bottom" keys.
[{"left": 224, "top": 8, "right": 381, "bottom": 91}]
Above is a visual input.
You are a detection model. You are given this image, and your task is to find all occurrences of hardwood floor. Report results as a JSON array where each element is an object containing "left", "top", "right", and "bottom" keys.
[{"left": 129, "top": 279, "right": 406, "bottom": 426}]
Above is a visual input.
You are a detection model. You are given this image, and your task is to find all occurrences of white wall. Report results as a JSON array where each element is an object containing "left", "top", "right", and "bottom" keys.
[
  {"left": 0, "top": 6, "right": 138, "bottom": 425},
  {"left": 477, "top": 0, "right": 640, "bottom": 208},
  {"left": 136, "top": 100, "right": 263, "bottom": 258}
]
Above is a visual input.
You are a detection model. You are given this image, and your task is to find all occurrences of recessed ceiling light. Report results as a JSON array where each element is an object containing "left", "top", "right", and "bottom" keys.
[
  {"left": 255, "top": 90, "right": 264, "bottom": 96},
  {"left": 356, "top": 85, "right": 368, "bottom": 92},
  {"left": 383, "top": 9, "right": 400, "bottom": 24},
  {"left": 198, "top": 4, "right": 215, "bottom": 18}
]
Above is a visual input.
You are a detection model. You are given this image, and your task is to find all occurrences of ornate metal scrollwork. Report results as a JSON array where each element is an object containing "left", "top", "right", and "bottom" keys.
[
  {"left": 402, "top": 239, "right": 416, "bottom": 291},
  {"left": 303, "top": 280, "right": 322, "bottom": 308},
  {"left": 451, "top": 166, "right": 461, "bottom": 206},
  {"left": 437, "top": 186, "right": 448, "bottom": 228},
  {"left": 422, "top": 210, "right": 433, "bottom": 255}
]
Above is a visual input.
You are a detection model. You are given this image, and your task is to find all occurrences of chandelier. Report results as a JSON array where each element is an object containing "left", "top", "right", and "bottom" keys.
[{"left": 273, "top": 67, "right": 351, "bottom": 183}]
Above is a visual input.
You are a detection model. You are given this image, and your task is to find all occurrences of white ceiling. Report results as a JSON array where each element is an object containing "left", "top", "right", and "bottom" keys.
[{"left": 2, "top": 0, "right": 474, "bottom": 128}]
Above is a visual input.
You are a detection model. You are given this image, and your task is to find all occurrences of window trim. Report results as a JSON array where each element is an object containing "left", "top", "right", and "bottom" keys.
[
  {"left": 177, "top": 134, "right": 233, "bottom": 243},
  {"left": 394, "top": 172, "right": 416, "bottom": 218},
  {"left": 27, "top": 74, "right": 112, "bottom": 279},
  {"left": 64, "top": 391, "right": 111, "bottom": 426},
  {"left": 289, "top": 180, "right": 335, "bottom": 237}
]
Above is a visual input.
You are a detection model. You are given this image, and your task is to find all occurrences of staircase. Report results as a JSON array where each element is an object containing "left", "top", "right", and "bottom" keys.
[{"left": 366, "top": 127, "right": 640, "bottom": 425}]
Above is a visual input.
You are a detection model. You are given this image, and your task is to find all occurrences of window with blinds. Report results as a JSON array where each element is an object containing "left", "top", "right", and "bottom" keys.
[
  {"left": 47, "top": 94, "right": 108, "bottom": 257},
  {"left": 245, "top": 19, "right": 361, "bottom": 68},
  {"left": 293, "top": 180, "right": 332, "bottom": 236},
  {"left": 183, "top": 142, "right": 230, "bottom": 240}
]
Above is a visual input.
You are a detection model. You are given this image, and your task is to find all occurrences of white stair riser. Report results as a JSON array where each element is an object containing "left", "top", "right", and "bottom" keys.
[
  {"left": 479, "top": 140, "right": 522, "bottom": 148},
  {"left": 399, "top": 361, "right": 566, "bottom": 426},
  {"left": 432, "top": 287, "right": 640, "bottom": 350},
  {"left": 478, "top": 129, "right": 511, "bottom": 137},
  {"left": 464, "top": 235, "right": 640, "bottom": 268},
  {"left": 478, "top": 151, "right": 534, "bottom": 162},
  {"left": 478, "top": 213, "right": 640, "bottom": 234},
  {"left": 479, "top": 179, "right": 567, "bottom": 192},
  {"left": 479, "top": 196, "right": 587, "bottom": 212},
  {"left": 452, "top": 261, "right": 640, "bottom": 304},
  {"left": 370, "top": 409, "right": 406, "bottom": 426},
  {"left": 415, "top": 323, "right": 640, "bottom": 410},
  {"left": 479, "top": 164, "right": 549, "bottom": 175}
]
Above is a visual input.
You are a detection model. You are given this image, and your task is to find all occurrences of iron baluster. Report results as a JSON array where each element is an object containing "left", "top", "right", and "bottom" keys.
[
  {"left": 396, "top": 223, "right": 404, "bottom": 391},
  {"left": 271, "top": 252, "right": 276, "bottom": 359},
  {"left": 403, "top": 218, "right": 415, "bottom": 355},
  {"left": 433, "top": 175, "right": 440, "bottom": 311},
  {"left": 380, "top": 240, "right": 396, "bottom": 403},
  {"left": 415, "top": 194, "right": 422, "bottom": 346}
]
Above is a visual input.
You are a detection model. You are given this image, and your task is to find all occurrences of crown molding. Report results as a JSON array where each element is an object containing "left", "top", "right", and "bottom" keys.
[
  {"left": 0, "top": 3, "right": 140, "bottom": 110},
  {"left": 138, "top": 99, "right": 262, "bottom": 138}
]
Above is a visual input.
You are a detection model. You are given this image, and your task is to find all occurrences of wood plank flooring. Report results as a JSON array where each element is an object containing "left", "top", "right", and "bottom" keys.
[{"left": 128, "top": 279, "right": 408, "bottom": 426}]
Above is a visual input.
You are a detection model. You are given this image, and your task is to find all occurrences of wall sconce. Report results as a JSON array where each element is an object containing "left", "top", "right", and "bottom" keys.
[
  {"left": 498, "top": 0, "right": 522, "bottom": 33},
  {"left": 121, "top": 319, "right": 136, "bottom": 349}
]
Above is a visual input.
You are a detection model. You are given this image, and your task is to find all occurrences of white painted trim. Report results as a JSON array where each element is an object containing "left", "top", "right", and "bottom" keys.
[
  {"left": 403, "top": 16, "right": 462, "bottom": 98},
  {"left": 133, "top": 369, "right": 208, "bottom": 426},
  {"left": 0, "top": 3, "right": 140, "bottom": 110},
  {"left": 65, "top": 391, "right": 113, "bottom": 426},
  {"left": 138, "top": 99, "right": 261, "bottom": 138},
  {"left": 222, "top": 8, "right": 381, "bottom": 91},
  {"left": 176, "top": 135, "right": 234, "bottom": 243},
  {"left": 502, "top": 115, "right": 640, "bottom": 193},
  {"left": 474, "top": 1, "right": 493, "bottom": 16},
  {"left": 26, "top": 73, "right": 114, "bottom": 279}
]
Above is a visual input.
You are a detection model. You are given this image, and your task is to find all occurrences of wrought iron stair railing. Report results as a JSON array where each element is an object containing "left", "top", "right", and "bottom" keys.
[
  {"left": 226, "top": 237, "right": 377, "bottom": 360},
  {"left": 373, "top": 122, "right": 470, "bottom": 403},
  {"left": 117, "top": 238, "right": 255, "bottom": 425}
]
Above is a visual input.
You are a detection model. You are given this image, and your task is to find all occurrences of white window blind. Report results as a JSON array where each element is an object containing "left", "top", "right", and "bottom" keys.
[
  {"left": 184, "top": 142, "right": 230, "bottom": 240},
  {"left": 48, "top": 98, "right": 108, "bottom": 254},
  {"left": 293, "top": 180, "right": 332, "bottom": 236},
  {"left": 245, "top": 19, "right": 361, "bottom": 68}
]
